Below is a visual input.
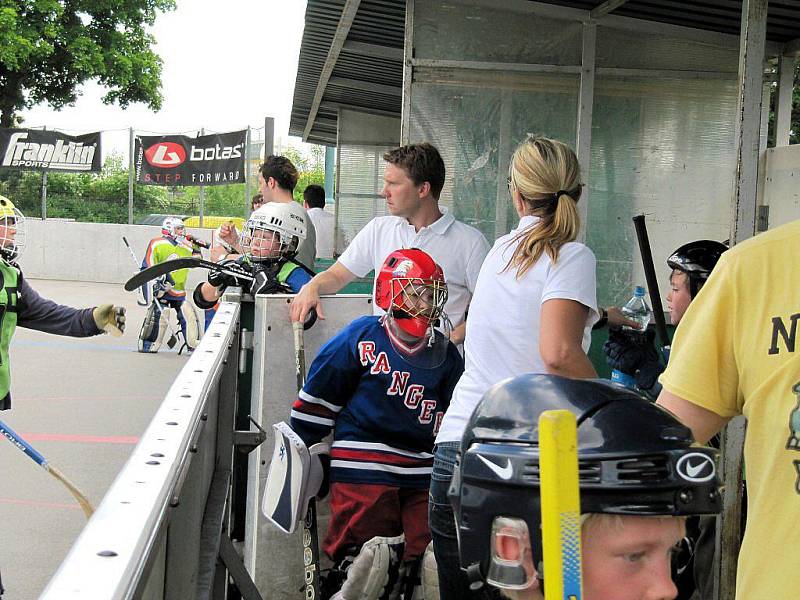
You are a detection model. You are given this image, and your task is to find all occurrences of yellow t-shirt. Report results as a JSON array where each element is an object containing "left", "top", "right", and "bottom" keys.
[{"left": 660, "top": 219, "right": 800, "bottom": 600}]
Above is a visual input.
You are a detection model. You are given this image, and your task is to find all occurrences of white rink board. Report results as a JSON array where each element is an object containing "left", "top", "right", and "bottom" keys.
[{"left": 244, "top": 294, "right": 373, "bottom": 598}]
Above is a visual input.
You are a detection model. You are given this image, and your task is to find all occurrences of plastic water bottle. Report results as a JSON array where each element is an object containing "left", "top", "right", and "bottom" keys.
[
  {"left": 611, "top": 286, "right": 652, "bottom": 389},
  {"left": 620, "top": 286, "right": 652, "bottom": 332}
]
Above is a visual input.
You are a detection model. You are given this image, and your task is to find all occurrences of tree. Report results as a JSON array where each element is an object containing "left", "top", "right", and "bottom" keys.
[
  {"left": 0, "top": 0, "right": 176, "bottom": 127},
  {"left": 282, "top": 143, "right": 327, "bottom": 202}
]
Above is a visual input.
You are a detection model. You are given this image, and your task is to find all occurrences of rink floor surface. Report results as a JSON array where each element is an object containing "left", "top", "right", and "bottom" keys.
[{"left": 0, "top": 279, "right": 190, "bottom": 599}]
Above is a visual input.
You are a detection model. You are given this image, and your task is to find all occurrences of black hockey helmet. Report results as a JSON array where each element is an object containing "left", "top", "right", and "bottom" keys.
[
  {"left": 666, "top": 240, "right": 727, "bottom": 298},
  {"left": 449, "top": 373, "right": 721, "bottom": 590}
]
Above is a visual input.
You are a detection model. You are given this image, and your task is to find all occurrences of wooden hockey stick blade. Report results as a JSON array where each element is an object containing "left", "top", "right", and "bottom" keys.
[
  {"left": 124, "top": 257, "right": 254, "bottom": 291},
  {"left": 539, "top": 409, "right": 582, "bottom": 600},
  {"left": 0, "top": 419, "right": 94, "bottom": 520},
  {"left": 48, "top": 465, "right": 95, "bottom": 519}
]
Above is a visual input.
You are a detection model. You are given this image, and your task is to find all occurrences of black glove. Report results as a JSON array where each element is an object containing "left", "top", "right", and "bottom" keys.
[
  {"left": 603, "top": 327, "right": 658, "bottom": 375},
  {"left": 316, "top": 453, "right": 331, "bottom": 500},
  {"left": 208, "top": 259, "right": 248, "bottom": 289},
  {"left": 635, "top": 357, "right": 664, "bottom": 398}
]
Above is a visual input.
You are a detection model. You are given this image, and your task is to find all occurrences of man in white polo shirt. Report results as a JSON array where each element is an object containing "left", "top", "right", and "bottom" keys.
[{"left": 290, "top": 142, "right": 489, "bottom": 345}]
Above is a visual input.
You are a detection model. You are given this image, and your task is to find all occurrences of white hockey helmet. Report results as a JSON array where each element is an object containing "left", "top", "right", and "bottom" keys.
[
  {"left": 162, "top": 216, "right": 186, "bottom": 240},
  {"left": 0, "top": 195, "right": 26, "bottom": 262},
  {"left": 240, "top": 201, "right": 307, "bottom": 263}
]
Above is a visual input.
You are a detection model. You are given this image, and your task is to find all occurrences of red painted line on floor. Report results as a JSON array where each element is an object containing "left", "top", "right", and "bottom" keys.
[
  {"left": 0, "top": 497, "right": 82, "bottom": 511},
  {"left": 18, "top": 432, "right": 139, "bottom": 445}
]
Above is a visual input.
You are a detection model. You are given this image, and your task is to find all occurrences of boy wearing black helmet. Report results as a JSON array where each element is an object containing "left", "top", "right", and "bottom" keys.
[
  {"left": 449, "top": 373, "right": 722, "bottom": 600},
  {"left": 603, "top": 240, "right": 727, "bottom": 399}
]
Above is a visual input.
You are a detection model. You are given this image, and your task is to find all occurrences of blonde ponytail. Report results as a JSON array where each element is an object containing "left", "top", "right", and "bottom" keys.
[{"left": 504, "top": 136, "right": 582, "bottom": 278}]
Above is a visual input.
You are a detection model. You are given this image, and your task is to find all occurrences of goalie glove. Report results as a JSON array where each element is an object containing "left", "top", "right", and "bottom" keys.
[
  {"left": 93, "top": 304, "right": 126, "bottom": 336},
  {"left": 152, "top": 276, "right": 174, "bottom": 299},
  {"left": 603, "top": 327, "right": 658, "bottom": 375}
]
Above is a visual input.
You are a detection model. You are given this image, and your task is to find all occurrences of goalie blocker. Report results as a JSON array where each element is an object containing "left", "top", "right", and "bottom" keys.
[{"left": 262, "top": 421, "right": 330, "bottom": 534}]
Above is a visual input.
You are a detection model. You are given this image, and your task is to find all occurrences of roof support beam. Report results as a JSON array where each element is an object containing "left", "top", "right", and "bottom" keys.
[
  {"left": 720, "top": 5, "right": 767, "bottom": 600},
  {"left": 342, "top": 40, "right": 403, "bottom": 61},
  {"left": 775, "top": 55, "right": 796, "bottom": 146},
  {"left": 302, "top": 0, "right": 362, "bottom": 142},
  {"left": 576, "top": 22, "right": 596, "bottom": 243},
  {"left": 328, "top": 76, "right": 402, "bottom": 97},
  {"left": 590, "top": 0, "right": 631, "bottom": 18}
]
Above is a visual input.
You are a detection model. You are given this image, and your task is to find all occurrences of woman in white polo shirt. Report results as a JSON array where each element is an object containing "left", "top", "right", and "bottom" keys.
[{"left": 429, "top": 136, "right": 599, "bottom": 599}]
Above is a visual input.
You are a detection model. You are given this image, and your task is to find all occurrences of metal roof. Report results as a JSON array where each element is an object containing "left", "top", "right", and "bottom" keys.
[
  {"left": 290, "top": 0, "right": 800, "bottom": 145},
  {"left": 542, "top": 0, "right": 800, "bottom": 41},
  {"left": 289, "top": 0, "right": 404, "bottom": 145}
]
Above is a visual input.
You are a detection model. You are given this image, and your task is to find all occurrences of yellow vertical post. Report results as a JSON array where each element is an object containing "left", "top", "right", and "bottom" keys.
[{"left": 539, "top": 409, "right": 582, "bottom": 600}]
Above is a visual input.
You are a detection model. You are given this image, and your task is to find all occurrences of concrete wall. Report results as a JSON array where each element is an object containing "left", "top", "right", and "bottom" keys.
[{"left": 18, "top": 220, "right": 214, "bottom": 284}]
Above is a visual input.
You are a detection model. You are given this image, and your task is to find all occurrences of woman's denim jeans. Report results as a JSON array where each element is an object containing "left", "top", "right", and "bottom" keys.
[{"left": 429, "top": 442, "right": 500, "bottom": 600}]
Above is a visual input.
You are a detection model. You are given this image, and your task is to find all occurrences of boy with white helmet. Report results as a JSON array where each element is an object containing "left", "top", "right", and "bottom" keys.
[
  {"left": 193, "top": 201, "right": 315, "bottom": 308},
  {"left": 137, "top": 216, "right": 202, "bottom": 353}
]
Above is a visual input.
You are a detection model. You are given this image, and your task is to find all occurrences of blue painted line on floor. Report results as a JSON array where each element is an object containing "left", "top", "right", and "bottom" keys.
[{"left": 10, "top": 339, "right": 153, "bottom": 353}]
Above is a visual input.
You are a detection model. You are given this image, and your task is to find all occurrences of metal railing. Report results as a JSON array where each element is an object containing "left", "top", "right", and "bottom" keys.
[{"left": 39, "top": 300, "right": 254, "bottom": 599}]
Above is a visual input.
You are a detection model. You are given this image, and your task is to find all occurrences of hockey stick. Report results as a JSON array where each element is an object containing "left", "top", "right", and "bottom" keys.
[
  {"left": 539, "top": 409, "right": 582, "bottom": 600},
  {"left": 121, "top": 237, "right": 179, "bottom": 350},
  {"left": 293, "top": 321, "right": 322, "bottom": 600},
  {"left": 124, "top": 257, "right": 254, "bottom": 292},
  {"left": 632, "top": 215, "right": 670, "bottom": 350},
  {"left": 0, "top": 418, "right": 94, "bottom": 519},
  {"left": 121, "top": 237, "right": 148, "bottom": 306}
]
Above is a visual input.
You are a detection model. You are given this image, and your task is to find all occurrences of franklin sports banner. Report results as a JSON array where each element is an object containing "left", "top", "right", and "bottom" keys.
[
  {"left": 0, "top": 128, "right": 102, "bottom": 172},
  {"left": 135, "top": 130, "right": 246, "bottom": 186}
]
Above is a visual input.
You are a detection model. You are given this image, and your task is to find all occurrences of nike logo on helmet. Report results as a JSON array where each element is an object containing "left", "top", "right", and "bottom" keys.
[
  {"left": 477, "top": 454, "right": 514, "bottom": 480},
  {"left": 685, "top": 460, "right": 708, "bottom": 478}
]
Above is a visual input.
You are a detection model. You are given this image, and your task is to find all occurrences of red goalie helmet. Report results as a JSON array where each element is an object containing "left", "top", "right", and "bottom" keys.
[{"left": 375, "top": 248, "right": 448, "bottom": 338}]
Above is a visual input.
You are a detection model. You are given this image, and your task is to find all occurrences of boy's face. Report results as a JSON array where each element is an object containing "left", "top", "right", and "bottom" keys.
[
  {"left": 0, "top": 218, "right": 17, "bottom": 246},
  {"left": 666, "top": 270, "right": 692, "bottom": 325},
  {"left": 495, "top": 515, "right": 684, "bottom": 600},
  {"left": 250, "top": 229, "right": 282, "bottom": 259},
  {"left": 582, "top": 516, "right": 682, "bottom": 600}
]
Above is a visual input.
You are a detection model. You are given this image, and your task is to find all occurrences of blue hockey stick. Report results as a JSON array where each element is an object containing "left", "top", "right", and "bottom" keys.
[{"left": 0, "top": 418, "right": 94, "bottom": 518}]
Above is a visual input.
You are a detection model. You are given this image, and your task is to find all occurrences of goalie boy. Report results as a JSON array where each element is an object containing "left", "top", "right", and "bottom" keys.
[{"left": 266, "top": 248, "right": 464, "bottom": 598}]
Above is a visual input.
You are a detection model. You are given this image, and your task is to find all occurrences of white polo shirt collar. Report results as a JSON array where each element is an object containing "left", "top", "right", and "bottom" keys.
[{"left": 400, "top": 207, "right": 455, "bottom": 238}]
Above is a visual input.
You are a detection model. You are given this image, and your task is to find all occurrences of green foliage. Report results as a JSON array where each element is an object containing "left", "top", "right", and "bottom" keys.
[
  {"left": 285, "top": 144, "right": 326, "bottom": 202},
  {"left": 766, "top": 62, "right": 800, "bottom": 145},
  {"left": 0, "top": 0, "right": 176, "bottom": 126}
]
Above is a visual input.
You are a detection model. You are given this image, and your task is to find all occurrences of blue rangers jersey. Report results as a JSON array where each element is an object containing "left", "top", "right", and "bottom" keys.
[{"left": 291, "top": 315, "right": 464, "bottom": 489}]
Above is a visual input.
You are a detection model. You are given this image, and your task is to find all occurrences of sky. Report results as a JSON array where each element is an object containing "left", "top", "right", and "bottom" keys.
[{"left": 19, "top": 1, "right": 309, "bottom": 162}]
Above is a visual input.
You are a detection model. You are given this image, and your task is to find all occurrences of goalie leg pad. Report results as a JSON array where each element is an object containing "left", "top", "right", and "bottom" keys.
[
  {"left": 138, "top": 302, "right": 166, "bottom": 353},
  {"left": 180, "top": 301, "right": 201, "bottom": 349},
  {"left": 418, "top": 542, "right": 440, "bottom": 600},
  {"left": 335, "top": 534, "right": 405, "bottom": 600},
  {"left": 261, "top": 422, "right": 330, "bottom": 534}
]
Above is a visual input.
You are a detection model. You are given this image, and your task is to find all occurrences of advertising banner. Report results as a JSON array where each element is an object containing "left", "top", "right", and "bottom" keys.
[
  {"left": 0, "top": 128, "right": 102, "bottom": 172},
  {"left": 135, "top": 130, "right": 246, "bottom": 186}
]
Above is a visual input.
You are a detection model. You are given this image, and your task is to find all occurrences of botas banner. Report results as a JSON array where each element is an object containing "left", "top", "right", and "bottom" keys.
[
  {"left": 135, "top": 130, "right": 246, "bottom": 186},
  {"left": 0, "top": 128, "right": 102, "bottom": 172}
]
